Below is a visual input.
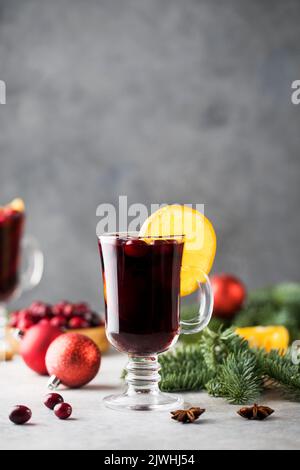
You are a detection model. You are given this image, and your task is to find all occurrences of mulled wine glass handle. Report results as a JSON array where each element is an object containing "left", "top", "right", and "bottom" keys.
[
  {"left": 180, "top": 270, "right": 214, "bottom": 334},
  {"left": 19, "top": 236, "right": 44, "bottom": 296}
]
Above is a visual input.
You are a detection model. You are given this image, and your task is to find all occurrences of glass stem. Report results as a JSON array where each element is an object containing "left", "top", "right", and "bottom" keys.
[{"left": 126, "top": 355, "right": 161, "bottom": 395}]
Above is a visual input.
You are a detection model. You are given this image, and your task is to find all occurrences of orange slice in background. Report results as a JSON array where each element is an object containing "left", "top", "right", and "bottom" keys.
[
  {"left": 0, "top": 198, "right": 25, "bottom": 213},
  {"left": 139, "top": 204, "right": 217, "bottom": 296},
  {"left": 235, "top": 326, "right": 289, "bottom": 354},
  {"left": 10, "top": 198, "right": 25, "bottom": 212}
]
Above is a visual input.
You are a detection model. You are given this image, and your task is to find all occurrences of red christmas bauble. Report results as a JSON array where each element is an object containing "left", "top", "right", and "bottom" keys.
[
  {"left": 20, "top": 324, "right": 62, "bottom": 375},
  {"left": 211, "top": 273, "right": 246, "bottom": 319},
  {"left": 45, "top": 333, "right": 101, "bottom": 389}
]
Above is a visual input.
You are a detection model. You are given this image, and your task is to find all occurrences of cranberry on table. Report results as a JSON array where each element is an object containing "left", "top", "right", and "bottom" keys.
[
  {"left": 54, "top": 403, "right": 72, "bottom": 420},
  {"left": 124, "top": 239, "right": 149, "bottom": 257},
  {"left": 44, "top": 393, "right": 64, "bottom": 410},
  {"left": 68, "top": 316, "right": 89, "bottom": 329},
  {"left": 9, "top": 405, "right": 32, "bottom": 425}
]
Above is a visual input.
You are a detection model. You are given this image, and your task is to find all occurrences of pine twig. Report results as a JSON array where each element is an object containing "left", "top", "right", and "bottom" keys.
[{"left": 206, "top": 350, "right": 263, "bottom": 405}]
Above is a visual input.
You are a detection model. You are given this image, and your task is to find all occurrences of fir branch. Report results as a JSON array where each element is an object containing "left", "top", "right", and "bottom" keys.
[
  {"left": 206, "top": 350, "right": 263, "bottom": 405},
  {"left": 159, "top": 343, "right": 205, "bottom": 373},
  {"left": 159, "top": 343, "right": 214, "bottom": 391},
  {"left": 160, "top": 369, "right": 213, "bottom": 392},
  {"left": 257, "top": 350, "right": 300, "bottom": 401},
  {"left": 198, "top": 328, "right": 229, "bottom": 370},
  {"left": 121, "top": 325, "right": 300, "bottom": 405}
]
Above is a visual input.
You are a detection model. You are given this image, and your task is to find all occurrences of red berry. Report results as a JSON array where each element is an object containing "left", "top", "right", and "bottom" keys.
[
  {"left": 50, "top": 316, "right": 67, "bottom": 328},
  {"left": 29, "top": 301, "right": 44, "bottom": 312},
  {"left": 39, "top": 318, "right": 51, "bottom": 326},
  {"left": 63, "top": 304, "right": 75, "bottom": 318},
  {"left": 9, "top": 312, "right": 19, "bottom": 328},
  {"left": 18, "top": 309, "right": 32, "bottom": 321},
  {"left": 82, "top": 311, "right": 93, "bottom": 323},
  {"left": 31, "top": 314, "right": 42, "bottom": 324},
  {"left": 44, "top": 393, "right": 64, "bottom": 410},
  {"left": 9, "top": 406, "right": 32, "bottom": 425},
  {"left": 68, "top": 316, "right": 89, "bottom": 329},
  {"left": 54, "top": 402, "right": 72, "bottom": 420},
  {"left": 73, "top": 302, "right": 89, "bottom": 315},
  {"left": 30, "top": 302, "right": 52, "bottom": 319},
  {"left": 17, "top": 317, "right": 34, "bottom": 331},
  {"left": 52, "top": 301, "right": 68, "bottom": 316},
  {"left": 90, "top": 312, "right": 104, "bottom": 327},
  {"left": 124, "top": 239, "right": 148, "bottom": 257}
]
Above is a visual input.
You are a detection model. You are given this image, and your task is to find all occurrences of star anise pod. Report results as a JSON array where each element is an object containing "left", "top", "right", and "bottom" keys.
[
  {"left": 171, "top": 407, "right": 206, "bottom": 423},
  {"left": 237, "top": 403, "right": 274, "bottom": 421}
]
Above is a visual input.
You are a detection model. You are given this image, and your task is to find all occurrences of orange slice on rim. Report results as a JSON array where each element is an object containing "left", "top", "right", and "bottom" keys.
[{"left": 140, "top": 204, "right": 217, "bottom": 296}]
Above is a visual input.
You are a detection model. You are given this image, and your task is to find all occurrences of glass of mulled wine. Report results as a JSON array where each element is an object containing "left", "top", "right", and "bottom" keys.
[
  {"left": 0, "top": 201, "right": 44, "bottom": 359},
  {"left": 98, "top": 233, "right": 213, "bottom": 411}
]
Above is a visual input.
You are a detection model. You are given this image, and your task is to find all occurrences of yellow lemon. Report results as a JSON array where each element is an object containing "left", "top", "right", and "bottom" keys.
[{"left": 140, "top": 204, "right": 217, "bottom": 296}]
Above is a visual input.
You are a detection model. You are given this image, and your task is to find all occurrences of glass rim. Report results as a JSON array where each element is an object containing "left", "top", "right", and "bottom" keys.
[{"left": 98, "top": 231, "right": 185, "bottom": 240}]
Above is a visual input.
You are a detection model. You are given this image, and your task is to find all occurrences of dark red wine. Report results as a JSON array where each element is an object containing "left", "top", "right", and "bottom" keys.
[
  {"left": 0, "top": 208, "right": 24, "bottom": 301},
  {"left": 99, "top": 235, "right": 184, "bottom": 355}
]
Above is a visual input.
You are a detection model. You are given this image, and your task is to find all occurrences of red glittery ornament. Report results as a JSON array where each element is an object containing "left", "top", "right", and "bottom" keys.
[{"left": 45, "top": 333, "right": 101, "bottom": 389}]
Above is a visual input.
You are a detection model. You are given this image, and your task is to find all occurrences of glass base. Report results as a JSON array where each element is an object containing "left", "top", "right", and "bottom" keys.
[
  {"left": 104, "top": 354, "right": 183, "bottom": 412},
  {"left": 104, "top": 390, "right": 183, "bottom": 412}
]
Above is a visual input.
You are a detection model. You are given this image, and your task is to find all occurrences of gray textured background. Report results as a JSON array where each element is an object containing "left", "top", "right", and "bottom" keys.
[{"left": 0, "top": 0, "right": 299, "bottom": 312}]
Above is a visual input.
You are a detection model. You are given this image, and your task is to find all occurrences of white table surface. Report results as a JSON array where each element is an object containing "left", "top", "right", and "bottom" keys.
[{"left": 1, "top": 351, "right": 300, "bottom": 450}]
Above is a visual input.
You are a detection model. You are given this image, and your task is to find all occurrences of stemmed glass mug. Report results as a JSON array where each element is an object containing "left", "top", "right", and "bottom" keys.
[
  {"left": 98, "top": 232, "right": 213, "bottom": 411},
  {"left": 0, "top": 206, "right": 44, "bottom": 360}
]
